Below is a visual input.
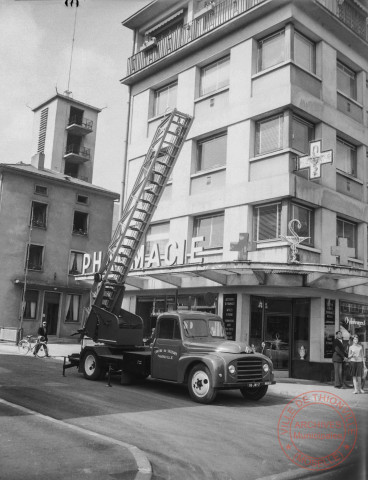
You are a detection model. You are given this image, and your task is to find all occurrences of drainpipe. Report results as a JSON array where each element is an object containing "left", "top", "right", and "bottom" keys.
[{"left": 120, "top": 28, "right": 137, "bottom": 217}]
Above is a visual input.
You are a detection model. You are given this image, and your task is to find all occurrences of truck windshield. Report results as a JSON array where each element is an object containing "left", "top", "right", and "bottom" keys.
[
  {"left": 182, "top": 319, "right": 226, "bottom": 338},
  {"left": 208, "top": 320, "right": 226, "bottom": 338}
]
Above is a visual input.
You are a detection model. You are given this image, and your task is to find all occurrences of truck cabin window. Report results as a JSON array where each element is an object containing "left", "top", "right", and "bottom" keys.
[
  {"left": 183, "top": 319, "right": 213, "bottom": 337},
  {"left": 158, "top": 318, "right": 181, "bottom": 339},
  {"left": 208, "top": 320, "right": 226, "bottom": 338}
]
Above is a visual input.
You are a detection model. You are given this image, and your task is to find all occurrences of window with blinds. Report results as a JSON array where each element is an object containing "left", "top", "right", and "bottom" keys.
[
  {"left": 193, "top": 213, "right": 224, "bottom": 250},
  {"left": 337, "top": 61, "right": 356, "bottom": 100},
  {"left": 336, "top": 138, "right": 357, "bottom": 177},
  {"left": 37, "top": 108, "right": 48, "bottom": 153},
  {"left": 255, "top": 115, "right": 283, "bottom": 155},
  {"left": 258, "top": 30, "right": 285, "bottom": 71},
  {"left": 200, "top": 56, "right": 230, "bottom": 96},
  {"left": 253, "top": 203, "right": 281, "bottom": 242}
]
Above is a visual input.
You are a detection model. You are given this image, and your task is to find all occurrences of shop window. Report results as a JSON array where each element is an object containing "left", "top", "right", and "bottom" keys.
[
  {"left": 200, "top": 56, "right": 230, "bottom": 96},
  {"left": 65, "top": 294, "right": 80, "bottom": 322},
  {"left": 336, "top": 138, "right": 357, "bottom": 177},
  {"left": 337, "top": 218, "right": 356, "bottom": 251},
  {"left": 73, "top": 211, "right": 88, "bottom": 235},
  {"left": 196, "top": 133, "right": 227, "bottom": 172},
  {"left": 24, "top": 290, "right": 39, "bottom": 319},
  {"left": 292, "top": 299, "right": 310, "bottom": 361},
  {"left": 294, "top": 31, "right": 315, "bottom": 73},
  {"left": 153, "top": 82, "right": 177, "bottom": 117},
  {"left": 255, "top": 114, "right": 283, "bottom": 155},
  {"left": 193, "top": 212, "right": 224, "bottom": 250},
  {"left": 27, "top": 245, "right": 43, "bottom": 271},
  {"left": 145, "top": 222, "right": 169, "bottom": 256},
  {"left": 69, "top": 251, "right": 84, "bottom": 275},
  {"left": 31, "top": 201, "right": 47, "bottom": 228},
  {"left": 337, "top": 61, "right": 357, "bottom": 100},
  {"left": 291, "top": 116, "right": 314, "bottom": 154},
  {"left": 157, "top": 317, "right": 181, "bottom": 339},
  {"left": 34, "top": 184, "right": 48, "bottom": 196},
  {"left": 290, "top": 203, "right": 314, "bottom": 247},
  {"left": 339, "top": 301, "right": 368, "bottom": 354},
  {"left": 258, "top": 30, "right": 285, "bottom": 71},
  {"left": 253, "top": 202, "right": 281, "bottom": 242}
]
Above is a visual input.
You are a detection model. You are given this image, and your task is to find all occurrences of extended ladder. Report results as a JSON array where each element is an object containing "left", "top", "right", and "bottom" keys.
[{"left": 92, "top": 109, "right": 192, "bottom": 314}]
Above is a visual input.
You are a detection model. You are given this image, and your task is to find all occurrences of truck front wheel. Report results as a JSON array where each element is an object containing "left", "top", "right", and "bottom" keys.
[
  {"left": 240, "top": 385, "right": 268, "bottom": 401},
  {"left": 82, "top": 352, "right": 103, "bottom": 380},
  {"left": 188, "top": 364, "right": 217, "bottom": 404}
]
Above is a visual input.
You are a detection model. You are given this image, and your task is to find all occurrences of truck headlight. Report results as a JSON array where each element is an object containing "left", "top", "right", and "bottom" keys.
[
  {"left": 263, "top": 363, "right": 269, "bottom": 373},
  {"left": 228, "top": 365, "right": 236, "bottom": 375}
]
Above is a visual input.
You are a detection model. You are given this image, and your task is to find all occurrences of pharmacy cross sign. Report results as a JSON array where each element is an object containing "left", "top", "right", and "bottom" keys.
[
  {"left": 230, "top": 233, "right": 254, "bottom": 260},
  {"left": 298, "top": 140, "right": 333, "bottom": 179}
]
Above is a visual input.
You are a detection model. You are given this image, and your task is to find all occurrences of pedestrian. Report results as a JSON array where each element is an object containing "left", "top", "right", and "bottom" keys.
[
  {"left": 332, "top": 331, "right": 347, "bottom": 388},
  {"left": 34, "top": 321, "right": 50, "bottom": 357},
  {"left": 348, "top": 335, "right": 366, "bottom": 394}
]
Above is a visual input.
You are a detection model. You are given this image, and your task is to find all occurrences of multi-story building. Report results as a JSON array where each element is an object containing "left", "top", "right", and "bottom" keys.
[
  {"left": 0, "top": 94, "right": 119, "bottom": 341},
  {"left": 119, "top": 0, "right": 368, "bottom": 381}
]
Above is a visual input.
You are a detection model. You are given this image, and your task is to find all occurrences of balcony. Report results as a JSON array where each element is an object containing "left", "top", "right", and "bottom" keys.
[
  {"left": 316, "top": 0, "right": 368, "bottom": 41},
  {"left": 64, "top": 144, "right": 91, "bottom": 163},
  {"left": 125, "top": 0, "right": 266, "bottom": 78},
  {"left": 66, "top": 115, "right": 93, "bottom": 136}
]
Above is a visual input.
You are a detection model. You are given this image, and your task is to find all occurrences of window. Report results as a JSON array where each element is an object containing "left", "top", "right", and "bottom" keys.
[
  {"left": 27, "top": 245, "right": 43, "bottom": 270},
  {"left": 73, "top": 211, "right": 88, "bottom": 235},
  {"left": 24, "top": 290, "right": 38, "bottom": 319},
  {"left": 145, "top": 222, "right": 169, "bottom": 255},
  {"left": 65, "top": 294, "right": 80, "bottom": 322},
  {"left": 336, "top": 138, "right": 357, "bottom": 176},
  {"left": 31, "top": 202, "right": 47, "bottom": 228},
  {"left": 157, "top": 317, "right": 181, "bottom": 339},
  {"left": 337, "top": 218, "right": 356, "bottom": 249},
  {"left": 290, "top": 203, "right": 314, "bottom": 246},
  {"left": 294, "top": 32, "right": 315, "bottom": 73},
  {"left": 291, "top": 116, "right": 314, "bottom": 154},
  {"left": 69, "top": 251, "right": 84, "bottom": 275},
  {"left": 258, "top": 31, "right": 285, "bottom": 71},
  {"left": 34, "top": 184, "right": 48, "bottom": 196},
  {"left": 153, "top": 82, "right": 177, "bottom": 117},
  {"left": 77, "top": 194, "right": 88, "bottom": 204},
  {"left": 200, "top": 56, "right": 230, "bottom": 96},
  {"left": 255, "top": 115, "right": 283, "bottom": 155},
  {"left": 193, "top": 213, "right": 224, "bottom": 250},
  {"left": 65, "top": 161, "right": 79, "bottom": 178},
  {"left": 197, "top": 133, "right": 227, "bottom": 172},
  {"left": 337, "top": 61, "right": 357, "bottom": 100},
  {"left": 253, "top": 203, "right": 281, "bottom": 242}
]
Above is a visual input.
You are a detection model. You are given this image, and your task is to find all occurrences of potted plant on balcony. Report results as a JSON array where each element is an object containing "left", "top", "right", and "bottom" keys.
[{"left": 140, "top": 36, "right": 157, "bottom": 52}]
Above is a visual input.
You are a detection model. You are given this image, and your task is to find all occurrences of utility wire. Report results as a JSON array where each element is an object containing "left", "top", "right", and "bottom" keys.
[{"left": 67, "top": 5, "right": 78, "bottom": 93}]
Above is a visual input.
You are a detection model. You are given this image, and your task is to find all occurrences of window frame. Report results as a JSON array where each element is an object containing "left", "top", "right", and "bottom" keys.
[
  {"left": 253, "top": 202, "right": 282, "bottom": 243},
  {"left": 153, "top": 81, "right": 178, "bottom": 117},
  {"left": 336, "top": 218, "right": 357, "bottom": 251},
  {"left": 145, "top": 222, "right": 170, "bottom": 256},
  {"left": 34, "top": 184, "right": 48, "bottom": 196},
  {"left": 69, "top": 250, "right": 85, "bottom": 275},
  {"left": 293, "top": 31, "right": 316, "bottom": 74},
  {"left": 24, "top": 289, "right": 39, "bottom": 320},
  {"left": 31, "top": 201, "right": 48, "bottom": 229},
  {"left": 291, "top": 115, "right": 314, "bottom": 154},
  {"left": 27, "top": 244, "right": 44, "bottom": 271},
  {"left": 199, "top": 55, "right": 230, "bottom": 96},
  {"left": 257, "top": 30, "right": 285, "bottom": 72},
  {"left": 336, "top": 137, "right": 357, "bottom": 177},
  {"left": 337, "top": 61, "right": 357, "bottom": 100},
  {"left": 76, "top": 194, "right": 89, "bottom": 205},
  {"left": 289, "top": 203, "right": 314, "bottom": 247},
  {"left": 255, "top": 114, "right": 284, "bottom": 155},
  {"left": 73, "top": 211, "right": 89, "bottom": 236},
  {"left": 193, "top": 212, "right": 224, "bottom": 251},
  {"left": 196, "top": 132, "right": 227, "bottom": 173},
  {"left": 65, "top": 294, "right": 81, "bottom": 323}
]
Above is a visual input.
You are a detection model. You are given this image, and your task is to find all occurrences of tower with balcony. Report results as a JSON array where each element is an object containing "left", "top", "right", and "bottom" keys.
[{"left": 31, "top": 93, "right": 100, "bottom": 182}]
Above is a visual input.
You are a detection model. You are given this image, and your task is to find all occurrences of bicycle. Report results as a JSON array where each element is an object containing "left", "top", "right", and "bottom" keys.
[{"left": 18, "top": 335, "right": 49, "bottom": 358}]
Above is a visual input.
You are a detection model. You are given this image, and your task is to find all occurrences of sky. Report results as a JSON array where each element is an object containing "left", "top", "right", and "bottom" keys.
[{"left": 0, "top": 0, "right": 151, "bottom": 195}]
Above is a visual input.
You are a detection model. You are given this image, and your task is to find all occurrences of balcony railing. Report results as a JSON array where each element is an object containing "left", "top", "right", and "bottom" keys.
[
  {"left": 65, "top": 144, "right": 91, "bottom": 160},
  {"left": 68, "top": 115, "right": 93, "bottom": 130},
  {"left": 126, "top": 0, "right": 266, "bottom": 77},
  {"left": 316, "top": 0, "right": 368, "bottom": 41}
]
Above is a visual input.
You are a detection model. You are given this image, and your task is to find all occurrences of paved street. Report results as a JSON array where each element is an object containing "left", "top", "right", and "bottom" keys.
[{"left": 0, "top": 345, "right": 367, "bottom": 480}]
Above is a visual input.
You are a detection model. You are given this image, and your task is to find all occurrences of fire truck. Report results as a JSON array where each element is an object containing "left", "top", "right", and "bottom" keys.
[{"left": 64, "top": 109, "right": 275, "bottom": 404}]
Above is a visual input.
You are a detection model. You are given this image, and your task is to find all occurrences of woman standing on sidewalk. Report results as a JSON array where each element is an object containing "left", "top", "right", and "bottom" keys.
[{"left": 348, "top": 335, "right": 366, "bottom": 394}]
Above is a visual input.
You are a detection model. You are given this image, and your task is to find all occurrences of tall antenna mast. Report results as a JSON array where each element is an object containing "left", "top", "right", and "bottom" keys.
[{"left": 66, "top": 6, "right": 78, "bottom": 95}]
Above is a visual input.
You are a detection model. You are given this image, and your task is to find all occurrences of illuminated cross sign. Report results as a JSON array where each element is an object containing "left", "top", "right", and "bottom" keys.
[{"left": 298, "top": 140, "right": 333, "bottom": 179}]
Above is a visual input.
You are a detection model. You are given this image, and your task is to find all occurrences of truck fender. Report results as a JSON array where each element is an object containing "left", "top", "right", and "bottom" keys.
[{"left": 177, "top": 354, "right": 226, "bottom": 387}]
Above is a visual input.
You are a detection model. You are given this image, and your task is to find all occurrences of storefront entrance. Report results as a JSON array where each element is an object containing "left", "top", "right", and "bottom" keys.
[{"left": 265, "top": 314, "right": 290, "bottom": 370}]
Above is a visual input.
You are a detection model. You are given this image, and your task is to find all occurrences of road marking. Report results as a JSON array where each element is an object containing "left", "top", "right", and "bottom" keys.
[{"left": 0, "top": 397, "right": 152, "bottom": 480}]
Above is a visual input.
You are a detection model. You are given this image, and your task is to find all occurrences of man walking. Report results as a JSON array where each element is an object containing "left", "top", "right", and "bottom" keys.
[
  {"left": 332, "top": 330, "right": 347, "bottom": 388},
  {"left": 34, "top": 321, "right": 50, "bottom": 357}
]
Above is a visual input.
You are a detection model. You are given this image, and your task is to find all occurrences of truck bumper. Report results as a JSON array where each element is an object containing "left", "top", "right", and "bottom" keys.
[{"left": 218, "top": 380, "right": 276, "bottom": 390}]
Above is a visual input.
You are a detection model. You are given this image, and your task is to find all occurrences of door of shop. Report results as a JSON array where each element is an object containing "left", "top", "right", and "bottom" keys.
[
  {"left": 43, "top": 292, "right": 60, "bottom": 335},
  {"left": 265, "top": 314, "right": 290, "bottom": 370}
]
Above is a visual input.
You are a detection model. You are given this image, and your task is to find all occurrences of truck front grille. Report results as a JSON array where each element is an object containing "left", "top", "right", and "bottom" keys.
[{"left": 236, "top": 358, "right": 263, "bottom": 382}]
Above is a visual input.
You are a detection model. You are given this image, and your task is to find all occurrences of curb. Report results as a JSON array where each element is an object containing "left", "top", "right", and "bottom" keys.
[{"left": 0, "top": 398, "right": 152, "bottom": 480}]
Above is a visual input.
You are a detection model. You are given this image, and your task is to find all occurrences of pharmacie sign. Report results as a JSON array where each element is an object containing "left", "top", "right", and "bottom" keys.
[{"left": 82, "top": 236, "right": 206, "bottom": 275}]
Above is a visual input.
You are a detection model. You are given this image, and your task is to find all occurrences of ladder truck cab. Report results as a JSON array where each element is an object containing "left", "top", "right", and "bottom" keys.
[{"left": 64, "top": 110, "right": 275, "bottom": 404}]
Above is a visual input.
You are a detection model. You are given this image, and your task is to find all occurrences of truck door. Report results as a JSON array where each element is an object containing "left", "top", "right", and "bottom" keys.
[{"left": 151, "top": 317, "right": 181, "bottom": 381}]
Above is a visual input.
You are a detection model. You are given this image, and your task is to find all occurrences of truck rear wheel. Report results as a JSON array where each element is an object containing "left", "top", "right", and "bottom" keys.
[
  {"left": 240, "top": 385, "right": 268, "bottom": 401},
  {"left": 82, "top": 352, "right": 103, "bottom": 380},
  {"left": 188, "top": 364, "right": 217, "bottom": 404}
]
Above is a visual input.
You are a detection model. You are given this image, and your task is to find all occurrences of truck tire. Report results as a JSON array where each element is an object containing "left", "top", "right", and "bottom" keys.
[
  {"left": 82, "top": 352, "right": 103, "bottom": 380},
  {"left": 240, "top": 385, "right": 268, "bottom": 401},
  {"left": 188, "top": 364, "right": 217, "bottom": 404}
]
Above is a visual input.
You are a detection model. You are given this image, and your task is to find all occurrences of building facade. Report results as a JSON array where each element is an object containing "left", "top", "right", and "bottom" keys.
[
  {"left": 0, "top": 94, "right": 119, "bottom": 341},
  {"left": 119, "top": 0, "right": 368, "bottom": 380}
]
